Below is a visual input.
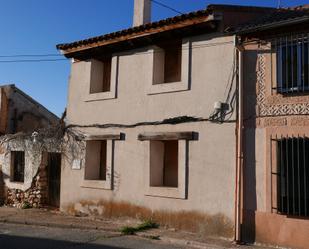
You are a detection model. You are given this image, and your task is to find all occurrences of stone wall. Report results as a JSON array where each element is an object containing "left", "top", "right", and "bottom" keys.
[{"left": 5, "top": 157, "right": 48, "bottom": 208}]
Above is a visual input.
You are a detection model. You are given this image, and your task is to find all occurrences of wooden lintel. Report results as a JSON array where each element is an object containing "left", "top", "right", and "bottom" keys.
[
  {"left": 85, "top": 133, "right": 124, "bottom": 141},
  {"left": 138, "top": 132, "right": 198, "bottom": 141}
]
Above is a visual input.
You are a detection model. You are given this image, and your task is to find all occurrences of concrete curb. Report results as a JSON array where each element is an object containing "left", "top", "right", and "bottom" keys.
[
  {"left": 0, "top": 217, "right": 278, "bottom": 249},
  {"left": 0, "top": 218, "right": 117, "bottom": 233},
  {"left": 136, "top": 232, "right": 234, "bottom": 249},
  {"left": 150, "top": 236, "right": 224, "bottom": 249}
]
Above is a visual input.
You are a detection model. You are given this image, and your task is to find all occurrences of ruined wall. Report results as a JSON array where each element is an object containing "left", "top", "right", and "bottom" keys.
[
  {"left": 243, "top": 42, "right": 309, "bottom": 248},
  {"left": 0, "top": 84, "right": 59, "bottom": 134},
  {"left": 0, "top": 84, "right": 60, "bottom": 208},
  {"left": 0, "top": 138, "right": 55, "bottom": 208},
  {"left": 0, "top": 88, "right": 9, "bottom": 134},
  {"left": 6, "top": 155, "right": 48, "bottom": 208}
]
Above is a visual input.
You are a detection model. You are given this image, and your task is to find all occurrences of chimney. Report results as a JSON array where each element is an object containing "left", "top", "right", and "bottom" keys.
[{"left": 133, "top": 0, "right": 151, "bottom": 27}]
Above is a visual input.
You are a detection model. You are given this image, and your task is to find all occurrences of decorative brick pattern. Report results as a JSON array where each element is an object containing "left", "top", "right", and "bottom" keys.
[
  {"left": 256, "top": 48, "right": 309, "bottom": 124},
  {"left": 290, "top": 117, "right": 309, "bottom": 126},
  {"left": 263, "top": 117, "right": 287, "bottom": 127},
  {"left": 256, "top": 52, "right": 267, "bottom": 116}
]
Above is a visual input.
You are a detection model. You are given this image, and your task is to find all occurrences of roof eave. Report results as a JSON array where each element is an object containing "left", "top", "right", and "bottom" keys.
[
  {"left": 58, "top": 14, "right": 219, "bottom": 58},
  {"left": 235, "top": 16, "right": 309, "bottom": 35}
]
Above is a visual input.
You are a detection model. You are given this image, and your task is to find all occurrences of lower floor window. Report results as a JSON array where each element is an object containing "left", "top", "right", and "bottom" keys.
[
  {"left": 84, "top": 140, "right": 107, "bottom": 181},
  {"left": 11, "top": 151, "right": 25, "bottom": 182},
  {"left": 150, "top": 140, "right": 178, "bottom": 188},
  {"left": 277, "top": 137, "right": 309, "bottom": 217}
]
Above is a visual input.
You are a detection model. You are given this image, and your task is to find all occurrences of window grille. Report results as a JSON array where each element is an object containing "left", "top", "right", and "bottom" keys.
[
  {"left": 275, "top": 137, "right": 309, "bottom": 217},
  {"left": 275, "top": 35, "right": 309, "bottom": 93}
]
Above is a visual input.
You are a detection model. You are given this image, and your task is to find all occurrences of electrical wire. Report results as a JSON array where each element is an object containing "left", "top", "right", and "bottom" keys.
[
  {"left": 0, "top": 41, "right": 233, "bottom": 63},
  {"left": 151, "top": 0, "right": 184, "bottom": 15},
  {"left": 66, "top": 115, "right": 236, "bottom": 130},
  {"left": 0, "top": 54, "right": 62, "bottom": 58},
  {"left": 0, "top": 58, "right": 68, "bottom": 63}
]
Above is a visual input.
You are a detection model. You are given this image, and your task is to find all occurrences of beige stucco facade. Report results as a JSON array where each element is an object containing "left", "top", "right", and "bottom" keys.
[{"left": 61, "top": 33, "right": 237, "bottom": 231}]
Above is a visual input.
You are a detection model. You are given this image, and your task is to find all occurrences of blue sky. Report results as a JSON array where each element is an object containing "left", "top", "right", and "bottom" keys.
[{"left": 0, "top": 0, "right": 308, "bottom": 116}]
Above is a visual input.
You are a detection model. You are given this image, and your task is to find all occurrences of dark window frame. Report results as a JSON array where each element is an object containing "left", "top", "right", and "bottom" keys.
[
  {"left": 276, "top": 137, "right": 309, "bottom": 217},
  {"left": 150, "top": 140, "right": 179, "bottom": 188},
  {"left": 10, "top": 151, "right": 25, "bottom": 183},
  {"left": 89, "top": 57, "right": 112, "bottom": 94},
  {"left": 157, "top": 39, "right": 182, "bottom": 84},
  {"left": 84, "top": 140, "right": 107, "bottom": 181},
  {"left": 275, "top": 35, "right": 309, "bottom": 93}
]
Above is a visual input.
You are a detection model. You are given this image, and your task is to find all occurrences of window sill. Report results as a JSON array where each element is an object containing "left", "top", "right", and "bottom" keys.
[
  {"left": 148, "top": 81, "right": 189, "bottom": 95},
  {"left": 9, "top": 181, "right": 24, "bottom": 184},
  {"left": 6, "top": 181, "right": 27, "bottom": 191},
  {"left": 81, "top": 179, "right": 112, "bottom": 190},
  {"left": 145, "top": 186, "right": 185, "bottom": 199},
  {"left": 84, "top": 91, "right": 116, "bottom": 102}
]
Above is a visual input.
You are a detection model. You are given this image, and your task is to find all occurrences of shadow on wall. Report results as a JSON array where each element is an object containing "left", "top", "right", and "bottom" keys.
[
  {"left": 0, "top": 167, "right": 3, "bottom": 205},
  {"left": 65, "top": 199, "right": 234, "bottom": 239},
  {"left": 242, "top": 48, "right": 260, "bottom": 243},
  {"left": 242, "top": 128, "right": 257, "bottom": 243}
]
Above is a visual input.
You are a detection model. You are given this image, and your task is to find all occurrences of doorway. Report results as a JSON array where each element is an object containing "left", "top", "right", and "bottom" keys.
[{"left": 47, "top": 153, "right": 61, "bottom": 208}]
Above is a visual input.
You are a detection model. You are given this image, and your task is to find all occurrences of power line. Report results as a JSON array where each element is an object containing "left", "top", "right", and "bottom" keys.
[
  {"left": 151, "top": 0, "right": 184, "bottom": 15},
  {"left": 0, "top": 54, "right": 61, "bottom": 58},
  {"left": 277, "top": 0, "right": 282, "bottom": 8},
  {"left": 0, "top": 41, "right": 233, "bottom": 63},
  {"left": 0, "top": 58, "right": 68, "bottom": 63}
]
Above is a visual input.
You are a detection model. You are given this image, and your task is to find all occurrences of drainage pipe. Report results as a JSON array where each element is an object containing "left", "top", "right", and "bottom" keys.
[{"left": 234, "top": 35, "right": 244, "bottom": 243}]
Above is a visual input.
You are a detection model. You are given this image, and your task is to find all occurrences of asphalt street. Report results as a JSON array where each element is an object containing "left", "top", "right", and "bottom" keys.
[{"left": 0, "top": 223, "right": 190, "bottom": 249}]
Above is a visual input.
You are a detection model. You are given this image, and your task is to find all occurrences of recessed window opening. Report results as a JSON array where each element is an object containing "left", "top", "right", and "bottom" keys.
[
  {"left": 276, "top": 35, "right": 309, "bottom": 93},
  {"left": 154, "top": 40, "right": 182, "bottom": 84},
  {"left": 11, "top": 151, "right": 25, "bottom": 182},
  {"left": 85, "top": 140, "right": 107, "bottom": 181},
  {"left": 150, "top": 140, "right": 178, "bottom": 187},
  {"left": 277, "top": 137, "right": 309, "bottom": 217},
  {"left": 89, "top": 57, "right": 112, "bottom": 94}
]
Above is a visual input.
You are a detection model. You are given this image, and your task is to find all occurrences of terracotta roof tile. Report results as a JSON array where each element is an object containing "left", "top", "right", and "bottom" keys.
[
  {"left": 234, "top": 8, "right": 309, "bottom": 34},
  {"left": 56, "top": 4, "right": 274, "bottom": 51}
]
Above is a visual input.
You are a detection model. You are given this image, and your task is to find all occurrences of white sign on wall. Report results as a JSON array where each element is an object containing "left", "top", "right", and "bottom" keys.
[{"left": 72, "top": 159, "right": 81, "bottom": 170}]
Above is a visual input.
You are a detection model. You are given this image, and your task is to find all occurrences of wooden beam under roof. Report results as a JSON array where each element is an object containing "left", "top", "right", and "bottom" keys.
[{"left": 138, "top": 132, "right": 198, "bottom": 141}]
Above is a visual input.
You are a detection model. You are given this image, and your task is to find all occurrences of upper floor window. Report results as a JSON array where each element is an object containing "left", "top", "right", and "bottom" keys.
[
  {"left": 153, "top": 40, "right": 182, "bottom": 84},
  {"left": 84, "top": 57, "right": 118, "bottom": 101},
  {"left": 276, "top": 36, "right": 309, "bottom": 93},
  {"left": 149, "top": 39, "right": 190, "bottom": 95},
  {"left": 89, "top": 57, "right": 112, "bottom": 94}
]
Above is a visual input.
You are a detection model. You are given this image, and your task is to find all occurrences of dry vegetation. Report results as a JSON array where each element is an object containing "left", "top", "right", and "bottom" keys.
[{"left": 65, "top": 199, "right": 234, "bottom": 238}]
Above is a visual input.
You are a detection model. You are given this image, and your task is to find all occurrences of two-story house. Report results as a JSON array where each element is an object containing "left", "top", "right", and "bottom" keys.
[
  {"left": 56, "top": 1, "right": 273, "bottom": 239},
  {"left": 235, "top": 5, "right": 309, "bottom": 249},
  {"left": 0, "top": 84, "right": 60, "bottom": 208}
]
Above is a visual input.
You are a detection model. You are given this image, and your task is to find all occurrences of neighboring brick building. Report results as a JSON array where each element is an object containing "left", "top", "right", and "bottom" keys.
[{"left": 235, "top": 6, "right": 309, "bottom": 249}]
